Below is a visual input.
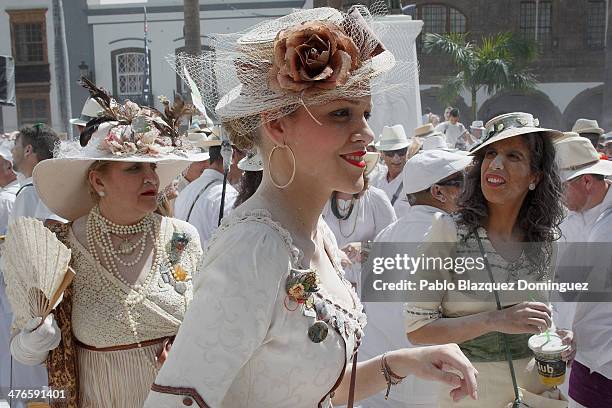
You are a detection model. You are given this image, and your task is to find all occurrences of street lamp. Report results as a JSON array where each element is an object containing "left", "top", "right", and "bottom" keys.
[{"left": 78, "top": 61, "right": 92, "bottom": 80}]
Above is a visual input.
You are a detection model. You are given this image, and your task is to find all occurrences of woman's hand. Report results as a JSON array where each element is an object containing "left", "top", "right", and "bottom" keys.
[
  {"left": 390, "top": 344, "right": 479, "bottom": 402},
  {"left": 490, "top": 301, "right": 552, "bottom": 334},
  {"left": 556, "top": 329, "right": 576, "bottom": 365}
]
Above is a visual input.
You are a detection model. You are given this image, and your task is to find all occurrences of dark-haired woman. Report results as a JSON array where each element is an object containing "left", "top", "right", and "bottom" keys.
[
  {"left": 404, "top": 112, "right": 576, "bottom": 407},
  {"left": 322, "top": 151, "right": 396, "bottom": 294}
]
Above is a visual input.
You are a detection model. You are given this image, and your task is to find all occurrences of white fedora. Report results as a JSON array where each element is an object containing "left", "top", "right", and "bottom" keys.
[
  {"left": 238, "top": 148, "right": 264, "bottom": 172},
  {"left": 554, "top": 132, "right": 612, "bottom": 182},
  {"left": 374, "top": 125, "right": 411, "bottom": 151},
  {"left": 572, "top": 118, "right": 604, "bottom": 135},
  {"left": 470, "top": 120, "right": 486, "bottom": 131},
  {"left": 70, "top": 98, "right": 104, "bottom": 126},
  {"left": 402, "top": 149, "right": 473, "bottom": 194},
  {"left": 187, "top": 127, "right": 223, "bottom": 149},
  {"left": 470, "top": 112, "right": 562, "bottom": 154}
]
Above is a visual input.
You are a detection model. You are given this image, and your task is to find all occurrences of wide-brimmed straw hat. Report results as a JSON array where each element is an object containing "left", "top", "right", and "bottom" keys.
[
  {"left": 172, "top": 5, "right": 417, "bottom": 139},
  {"left": 554, "top": 132, "right": 612, "bottom": 182},
  {"left": 34, "top": 81, "right": 208, "bottom": 221},
  {"left": 470, "top": 112, "right": 562, "bottom": 154}
]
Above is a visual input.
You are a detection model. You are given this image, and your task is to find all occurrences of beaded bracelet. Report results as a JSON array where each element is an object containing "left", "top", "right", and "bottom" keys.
[{"left": 381, "top": 352, "right": 406, "bottom": 400}]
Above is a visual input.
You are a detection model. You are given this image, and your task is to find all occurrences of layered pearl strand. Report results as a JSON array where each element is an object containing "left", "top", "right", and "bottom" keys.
[
  {"left": 87, "top": 206, "right": 160, "bottom": 292},
  {"left": 86, "top": 205, "right": 170, "bottom": 370}
]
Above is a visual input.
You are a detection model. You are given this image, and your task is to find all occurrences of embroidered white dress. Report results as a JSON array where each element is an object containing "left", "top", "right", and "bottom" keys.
[
  {"left": 67, "top": 217, "right": 202, "bottom": 408},
  {"left": 145, "top": 210, "right": 366, "bottom": 408}
]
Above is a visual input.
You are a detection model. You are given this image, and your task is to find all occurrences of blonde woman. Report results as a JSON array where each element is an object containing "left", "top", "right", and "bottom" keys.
[{"left": 147, "top": 6, "right": 477, "bottom": 408}]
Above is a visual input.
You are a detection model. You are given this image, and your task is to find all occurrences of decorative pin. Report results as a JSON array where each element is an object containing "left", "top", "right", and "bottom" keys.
[
  {"left": 173, "top": 265, "right": 188, "bottom": 282},
  {"left": 174, "top": 281, "right": 187, "bottom": 295},
  {"left": 308, "top": 320, "right": 328, "bottom": 343}
]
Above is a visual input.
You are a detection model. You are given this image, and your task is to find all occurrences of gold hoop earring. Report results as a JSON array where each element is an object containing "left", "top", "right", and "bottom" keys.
[{"left": 268, "top": 144, "right": 296, "bottom": 189}]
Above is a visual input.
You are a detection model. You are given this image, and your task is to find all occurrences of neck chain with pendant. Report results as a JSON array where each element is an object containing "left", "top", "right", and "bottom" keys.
[
  {"left": 331, "top": 192, "right": 359, "bottom": 220},
  {"left": 332, "top": 193, "right": 360, "bottom": 239}
]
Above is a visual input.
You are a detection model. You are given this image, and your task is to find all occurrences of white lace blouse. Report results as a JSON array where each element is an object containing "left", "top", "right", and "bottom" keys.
[{"left": 145, "top": 210, "right": 366, "bottom": 408}]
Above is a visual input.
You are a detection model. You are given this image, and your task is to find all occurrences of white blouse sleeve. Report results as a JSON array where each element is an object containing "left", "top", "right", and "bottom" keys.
[
  {"left": 145, "top": 222, "right": 290, "bottom": 408},
  {"left": 369, "top": 187, "right": 397, "bottom": 236}
]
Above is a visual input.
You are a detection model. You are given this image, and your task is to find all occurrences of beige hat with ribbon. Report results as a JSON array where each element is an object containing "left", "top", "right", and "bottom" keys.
[
  {"left": 554, "top": 132, "right": 612, "bottom": 181},
  {"left": 572, "top": 118, "right": 604, "bottom": 135}
]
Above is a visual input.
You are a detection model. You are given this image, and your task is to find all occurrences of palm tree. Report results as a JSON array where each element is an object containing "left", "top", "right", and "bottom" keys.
[
  {"left": 423, "top": 32, "right": 538, "bottom": 120},
  {"left": 184, "top": 0, "right": 201, "bottom": 57}
]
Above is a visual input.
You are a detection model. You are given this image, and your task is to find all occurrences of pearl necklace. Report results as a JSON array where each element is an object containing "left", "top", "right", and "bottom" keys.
[
  {"left": 86, "top": 206, "right": 182, "bottom": 371},
  {"left": 87, "top": 206, "right": 158, "bottom": 294}
]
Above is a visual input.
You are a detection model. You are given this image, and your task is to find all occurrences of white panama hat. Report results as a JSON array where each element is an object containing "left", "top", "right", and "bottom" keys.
[
  {"left": 572, "top": 118, "right": 604, "bottom": 135},
  {"left": 403, "top": 149, "right": 472, "bottom": 194},
  {"left": 470, "top": 120, "right": 486, "bottom": 131},
  {"left": 554, "top": 132, "right": 612, "bottom": 182},
  {"left": 70, "top": 98, "right": 104, "bottom": 127},
  {"left": 375, "top": 125, "right": 411, "bottom": 151}
]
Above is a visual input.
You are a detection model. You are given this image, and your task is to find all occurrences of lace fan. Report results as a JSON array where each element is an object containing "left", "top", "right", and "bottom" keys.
[{"left": 2, "top": 217, "right": 75, "bottom": 330}]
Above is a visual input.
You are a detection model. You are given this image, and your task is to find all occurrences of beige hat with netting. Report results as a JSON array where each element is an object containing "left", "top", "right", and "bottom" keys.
[{"left": 171, "top": 4, "right": 418, "bottom": 142}]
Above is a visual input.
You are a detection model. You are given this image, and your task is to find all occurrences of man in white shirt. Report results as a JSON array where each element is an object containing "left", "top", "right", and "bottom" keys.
[
  {"left": 10, "top": 124, "right": 64, "bottom": 224},
  {"left": 0, "top": 142, "right": 18, "bottom": 235},
  {"left": 360, "top": 150, "right": 472, "bottom": 407},
  {"left": 553, "top": 133, "right": 612, "bottom": 407},
  {"left": 435, "top": 108, "right": 469, "bottom": 149},
  {"left": 174, "top": 145, "right": 238, "bottom": 248},
  {"left": 371, "top": 125, "right": 415, "bottom": 218}
]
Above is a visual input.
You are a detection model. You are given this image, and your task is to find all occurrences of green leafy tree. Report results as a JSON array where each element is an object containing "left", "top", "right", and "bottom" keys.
[{"left": 423, "top": 32, "right": 538, "bottom": 120}]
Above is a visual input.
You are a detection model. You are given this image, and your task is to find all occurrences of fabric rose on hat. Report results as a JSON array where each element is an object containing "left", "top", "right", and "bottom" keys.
[{"left": 269, "top": 21, "right": 360, "bottom": 93}]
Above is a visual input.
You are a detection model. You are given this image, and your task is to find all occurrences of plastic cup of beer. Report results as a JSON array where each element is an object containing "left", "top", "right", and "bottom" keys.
[{"left": 528, "top": 332, "right": 569, "bottom": 387}]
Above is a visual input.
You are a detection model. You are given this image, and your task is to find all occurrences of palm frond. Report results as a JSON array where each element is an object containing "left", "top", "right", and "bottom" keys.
[{"left": 423, "top": 33, "right": 474, "bottom": 67}]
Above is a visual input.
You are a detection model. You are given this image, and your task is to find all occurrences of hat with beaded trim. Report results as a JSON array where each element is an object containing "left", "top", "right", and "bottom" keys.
[{"left": 469, "top": 112, "right": 562, "bottom": 155}]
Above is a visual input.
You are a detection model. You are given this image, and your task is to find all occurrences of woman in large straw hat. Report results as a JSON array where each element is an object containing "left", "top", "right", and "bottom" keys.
[
  {"left": 147, "top": 6, "right": 477, "bottom": 408},
  {"left": 405, "top": 112, "right": 576, "bottom": 407},
  {"left": 8, "top": 90, "right": 207, "bottom": 408}
]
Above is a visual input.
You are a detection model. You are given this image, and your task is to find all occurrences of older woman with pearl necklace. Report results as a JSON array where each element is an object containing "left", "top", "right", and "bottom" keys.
[{"left": 9, "top": 94, "right": 206, "bottom": 408}]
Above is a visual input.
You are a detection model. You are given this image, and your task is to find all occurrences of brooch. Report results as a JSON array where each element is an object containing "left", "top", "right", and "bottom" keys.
[
  {"left": 285, "top": 268, "right": 331, "bottom": 343},
  {"left": 162, "top": 232, "right": 191, "bottom": 294},
  {"left": 285, "top": 268, "right": 319, "bottom": 310}
]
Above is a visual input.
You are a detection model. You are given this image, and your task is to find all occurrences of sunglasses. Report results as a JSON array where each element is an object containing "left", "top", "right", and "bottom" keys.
[
  {"left": 383, "top": 148, "right": 408, "bottom": 157},
  {"left": 435, "top": 175, "right": 464, "bottom": 187}
]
